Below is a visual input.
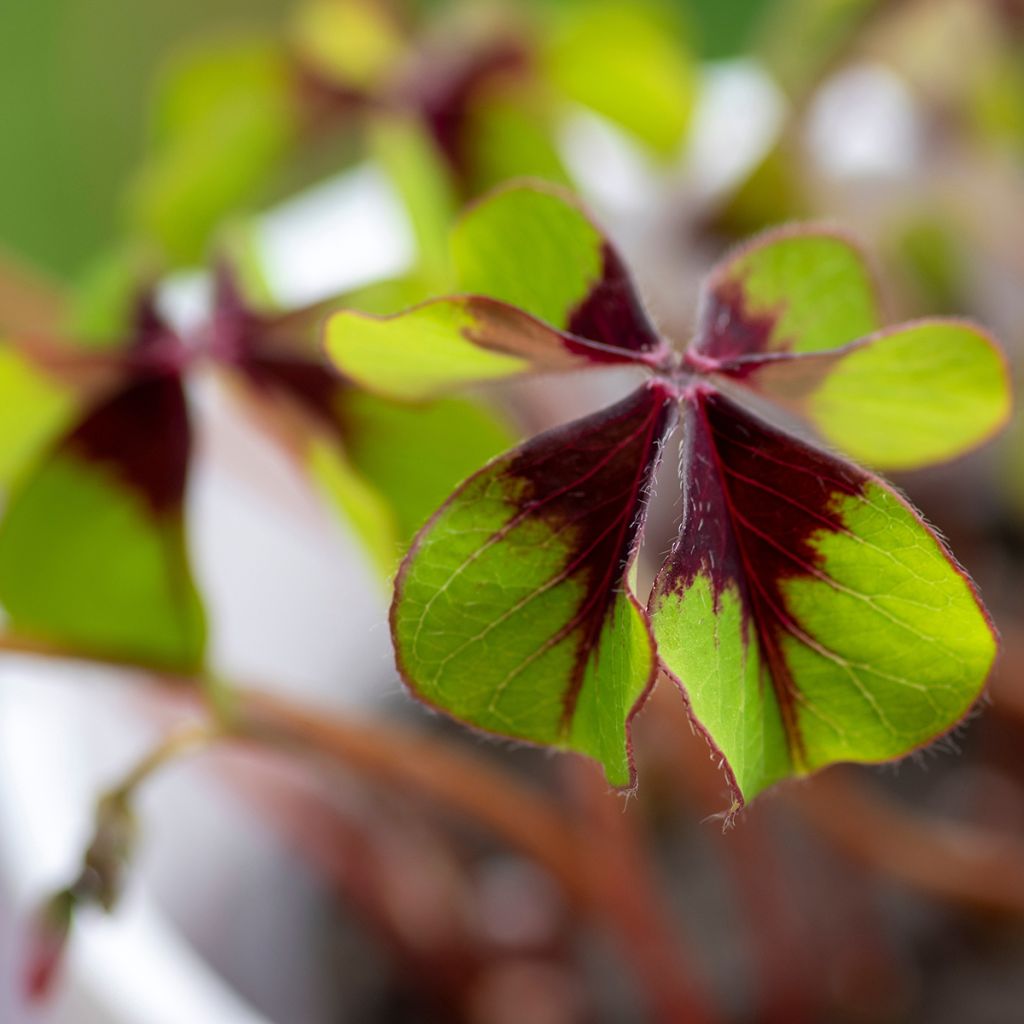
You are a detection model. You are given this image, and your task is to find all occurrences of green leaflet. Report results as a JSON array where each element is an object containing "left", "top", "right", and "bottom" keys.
[
  {"left": 649, "top": 391, "right": 994, "bottom": 806},
  {"left": 451, "top": 182, "right": 609, "bottom": 329},
  {"left": 0, "top": 345, "right": 77, "bottom": 487},
  {"left": 650, "top": 573, "right": 793, "bottom": 805},
  {"left": 695, "top": 225, "right": 880, "bottom": 362},
  {"left": 739, "top": 319, "right": 1011, "bottom": 470},
  {"left": 127, "top": 38, "right": 296, "bottom": 266},
  {"left": 322, "top": 294, "right": 624, "bottom": 401},
  {"left": 544, "top": 0, "right": 696, "bottom": 157},
  {"left": 392, "top": 383, "right": 676, "bottom": 788},
  {"left": 0, "top": 452, "right": 205, "bottom": 671},
  {"left": 787, "top": 484, "right": 992, "bottom": 769},
  {"left": 696, "top": 226, "right": 1011, "bottom": 470},
  {"left": 324, "top": 297, "right": 543, "bottom": 400},
  {"left": 0, "top": 372, "right": 205, "bottom": 671}
]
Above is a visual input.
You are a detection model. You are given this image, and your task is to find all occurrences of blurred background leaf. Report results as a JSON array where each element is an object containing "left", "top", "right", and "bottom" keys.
[{"left": 0, "top": 0, "right": 289, "bottom": 279}]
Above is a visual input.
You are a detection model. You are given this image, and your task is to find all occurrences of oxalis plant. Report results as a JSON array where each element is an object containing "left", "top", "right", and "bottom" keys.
[{"left": 326, "top": 181, "right": 1011, "bottom": 811}]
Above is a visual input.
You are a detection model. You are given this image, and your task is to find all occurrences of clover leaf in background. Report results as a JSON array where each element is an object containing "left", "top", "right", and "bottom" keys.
[
  {"left": 0, "top": 299, "right": 206, "bottom": 671},
  {"left": 126, "top": 0, "right": 696, "bottom": 280},
  {"left": 0, "top": 254, "right": 512, "bottom": 672}
]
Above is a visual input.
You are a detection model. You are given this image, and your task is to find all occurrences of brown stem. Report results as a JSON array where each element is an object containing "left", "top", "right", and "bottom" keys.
[
  {"left": 239, "top": 693, "right": 718, "bottom": 1024},
  {"left": 564, "top": 761, "right": 716, "bottom": 1024},
  {"left": 0, "top": 636, "right": 718, "bottom": 1022},
  {"left": 235, "top": 690, "right": 584, "bottom": 898},
  {"left": 229, "top": 757, "right": 493, "bottom": 1018},
  {"left": 646, "top": 684, "right": 825, "bottom": 1023},
  {"left": 639, "top": 669, "right": 1024, "bottom": 922}
]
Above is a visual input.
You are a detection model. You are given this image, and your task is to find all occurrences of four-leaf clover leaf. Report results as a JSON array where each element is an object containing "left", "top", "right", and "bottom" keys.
[{"left": 325, "top": 182, "right": 1010, "bottom": 807}]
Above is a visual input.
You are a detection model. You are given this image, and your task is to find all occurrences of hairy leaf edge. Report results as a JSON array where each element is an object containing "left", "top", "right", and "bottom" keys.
[
  {"left": 323, "top": 293, "right": 667, "bottom": 399},
  {"left": 688, "top": 220, "right": 884, "bottom": 368},
  {"left": 389, "top": 379, "right": 678, "bottom": 792},
  {"left": 714, "top": 315, "right": 1013, "bottom": 466},
  {"left": 649, "top": 384, "right": 1000, "bottom": 815}
]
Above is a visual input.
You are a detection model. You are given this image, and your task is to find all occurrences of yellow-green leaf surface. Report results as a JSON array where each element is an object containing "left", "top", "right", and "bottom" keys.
[
  {"left": 0, "top": 344, "right": 78, "bottom": 486},
  {"left": 649, "top": 389, "right": 995, "bottom": 807},
  {"left": 452, "top": 183, "right": 660, "bottom": 354},
  {"left": 544, "top": 1, "right": 696, "bottom": 157},
  {"left": 128, "top": 38, "right": 297, "bottom": 266},
  {"left": 325, "top": 183, "right": 669, "bottom": 399},
  {"left": 392, "top": 383, "right": 677, "bottom": 788},
  {"left": 0, "top": 375, "right": 205, "bottom": 670},
  {"left": 324, "top": 294, "right": 637, "bottom": 401},
  {"left": 291, "top": 0, "right": 403, "bottom": 92},
  {"left": 734, "top": 319, "right": 1011, "bottom": 470},
  {"left": 693, "top": 225, "right": 880, "bottom": 364}
]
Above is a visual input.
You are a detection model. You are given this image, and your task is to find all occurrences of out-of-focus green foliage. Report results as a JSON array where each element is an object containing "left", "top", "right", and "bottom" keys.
[
  {"left": 544, "top": 1, "right": 696, "bottom": 157},
  {"left": 339, "top": 391, "right": 516, "bottom": 550},
  {"left": 0, "top": 449, "right": 207, "bottom": 670},
  {"left": 703, "top": 144, "right": 809, "bottom": 240},
  {"left": 0, "top": 348, "right": 77, "bottom": 487},
  {"left": 128, "top": 38, "right": 298, "bottom": 266},
  {"left": 113, "top": 0, "right": 698, "bottom": 272},
  {"left": 0, "top": 0, "right": 288, "bottom": 278},
  {"left": 683, "top": 0, "right": 774, "bottom": 59},
  {"left": 65, "top": 247, "right": 157, "bottom": 347},
  {"left": 756, "top": 0, "right": 885, "bottom": 97},
  {"left": 290, "top": 0, "right": 402, "bottom": 90},
  {"left": 369, "top": 115, "right": 459, "bottom": 290},
  {"left": 972, "top": 53, "right": 1024, "bottom": 158},
  {"left": 892, "top": 216, "right": 968, "bottom": 315}
]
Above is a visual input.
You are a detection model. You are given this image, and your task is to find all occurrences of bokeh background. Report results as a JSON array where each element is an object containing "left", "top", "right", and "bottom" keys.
[{"left": 2, "top": 1, "right": 1024, "bottom": 1022}]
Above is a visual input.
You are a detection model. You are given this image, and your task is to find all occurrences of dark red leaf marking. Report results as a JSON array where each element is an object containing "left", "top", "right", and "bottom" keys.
[
  {"left": 130, "top": 292, "right": 165, "bottom": 351},
  {"left": 663, "top": 397, "right": 748, "bottom": 604},
  {"left": 407, "top": 40, "right": 531, "bottom": 183},
  {"left": 567, "top": 243, "right": 665, "bottom": 357},
  {"left": 207, "top": 267, "right": 349, "bottom": 440},
  {"left": 451, "top": 293, "right": 657, "bottom": 372},
  {"left": 658, "top": 387, "right": 867, "bottom": 758},
  {"left": 499, "top": 381, "right": 677, "bottom": 724},
  {"left": 690, "top": 277, "right": 783, "bottom": 365},
  {"left": 125, "top": 292, "right": 193, "bottom": 377},
  {"left": 241, "top": 353, "right": 345, "bottom": 436},
  {"left": 65, "top": 373, "right": 191, "bottom": 518}
]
